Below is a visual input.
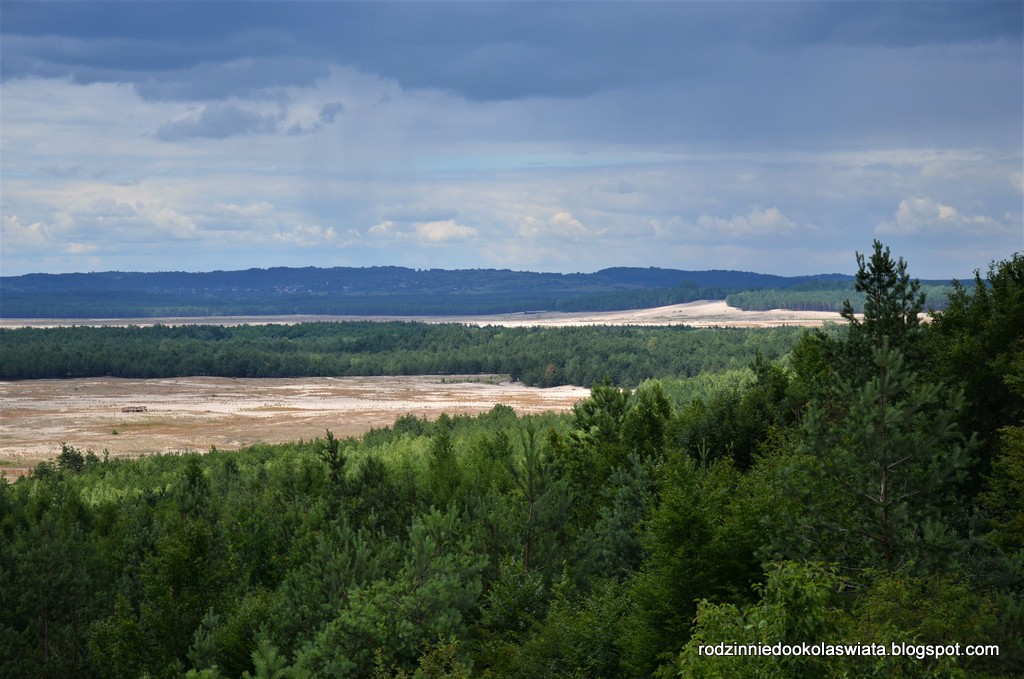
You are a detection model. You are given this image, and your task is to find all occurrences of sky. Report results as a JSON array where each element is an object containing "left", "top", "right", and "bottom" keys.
[{"left": 1, "top": 1, "right": 1021, "bottom": 279}]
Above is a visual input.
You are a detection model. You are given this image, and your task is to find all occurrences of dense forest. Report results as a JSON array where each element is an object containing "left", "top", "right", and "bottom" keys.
[
  {"left": 0, "top": 323, "right": 804, "bottom": 388},
  {"left": 0, "top": 266, "right": 855, "bottom": 318},
  {"left": 726, "top": 280, "right": 953, "bottom": 313},
  {"left": 1, "top": 243, "right": 1022, "bottom": 678}
]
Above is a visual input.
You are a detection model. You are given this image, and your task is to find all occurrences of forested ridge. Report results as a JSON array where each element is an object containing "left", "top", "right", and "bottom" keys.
[
  {"left": 0, "top": 265, "right": 855, "bottom": 318},
  {"left": 1, "top": 244, "right": 1022, "bottom": 678}
]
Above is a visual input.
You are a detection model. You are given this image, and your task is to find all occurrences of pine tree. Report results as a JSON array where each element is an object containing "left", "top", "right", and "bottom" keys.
[
  {"left": 793, "top": 243, "right": 973, "bottom": 571},
  {"left": 803, "top": 341, "right": 972, "bottom": 570},
  {"left": 840, "top": 240, "right": 926, "bottom": 374}
]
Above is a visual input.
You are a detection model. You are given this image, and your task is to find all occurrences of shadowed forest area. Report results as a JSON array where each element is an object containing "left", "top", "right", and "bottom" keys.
[
  {"left": 1, "top": 263, "right": 953, "bottom": 319},
  {"left": 0, "top": 266, "right": 852, "bottom": 318},
  {"left": 1, "top": 243, "right": 1021, "bottom": 678}
]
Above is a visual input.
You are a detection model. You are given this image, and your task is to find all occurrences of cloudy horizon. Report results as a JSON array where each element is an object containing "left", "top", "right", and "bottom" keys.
[{"left": 1, "top": 1, "right": 1021, "bottom": 280}]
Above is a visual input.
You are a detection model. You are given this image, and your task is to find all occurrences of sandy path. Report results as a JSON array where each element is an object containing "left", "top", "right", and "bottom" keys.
[
  {"left": 0, "top": 300, "right": 848, "bottom": 329},
  {"left": 0, "top": 375, "right": 591, "bottom": 478}
]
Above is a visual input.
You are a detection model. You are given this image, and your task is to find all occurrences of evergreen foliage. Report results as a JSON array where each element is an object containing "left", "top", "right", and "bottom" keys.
[
  {"left": 1, "top": 245, "right": 1020, "bottom": 677},
  {"left": 928, "top": 253, "right": 1024, "bottom": 485},
  {"left": 0, "top": 322, "right": 803, "bottom": 387},
  {"left": 840, "top": 239, "right": 927, "bottom": 374}
]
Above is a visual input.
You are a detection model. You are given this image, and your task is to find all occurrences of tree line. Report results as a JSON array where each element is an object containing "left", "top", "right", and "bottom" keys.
[
  {"left": 0, "top": 322, "right": 803, "bottom": 388},
  {"left": 0, "top": 244, "right": 1021, "bottom": 677},
  {"left": 0, "top": 266, "right": 848, "bottom": 318},
  {"left": 726, "top": 280, "right": 952, "bottom": 313}
]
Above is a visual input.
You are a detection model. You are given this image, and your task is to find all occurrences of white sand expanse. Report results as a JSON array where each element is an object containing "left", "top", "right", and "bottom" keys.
[
  {"left": 0, "top": 300, "right": 850, "bottom": 329},
  {"left": 0, "top": 375, "right": 591, "bottom": 479},
  {"left": 0, "top": 302, "right": 851, "bottom": 479}
]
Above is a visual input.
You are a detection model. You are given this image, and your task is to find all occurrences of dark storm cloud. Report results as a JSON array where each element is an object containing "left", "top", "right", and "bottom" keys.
[
  {"left": 155, "top": 103, "right": 280, "bottom": 141},
  {"left": 5, "top": 0, "right": 1016, "bottom": 153},
  {"left": 133, "top": 57, "right": 330, "bottom": 102},
  {"left": 3, "top": 1, "right": 1020, "bottom": 102},
  {"left": 2, "top": 1, "right": 1020, "bottom": 277},
  {"left": 153, "top": 98, "right": 344, "bottom": 140},
  {"left": 319, "top": 101, "right": 344, "bottom": 124},
  {"left": 2, "top": 31, "right": 328, "bottom": 101}
]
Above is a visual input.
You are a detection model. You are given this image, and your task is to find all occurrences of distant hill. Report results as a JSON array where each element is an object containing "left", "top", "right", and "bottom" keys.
[{"left": 0, "top": 265, "right": 861, "bottom": 318}]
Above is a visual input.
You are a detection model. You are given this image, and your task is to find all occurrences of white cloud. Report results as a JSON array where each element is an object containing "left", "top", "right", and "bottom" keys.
[
  {"left": 142, "top": 202, "right": 199, "bottom": 237},
  {"left": 517, "top": 216, "right": 543, "bottom": 239},
  {"left": 381, "top": 206, "right": 459, "bottom": 223},
  {"left": 518, "top": 210, "right": 590, "bottom": 242},
  {"left": 368, "top": 221, "right": 396, "bottom": 236},
  {"left": 550, "top": 211, "right": 588, "bottom": 240},
  {"left": 695, "top": 206, "right": 799, "bottom": 238},
  {"left": 72, "top": 198, "right": 199, "bottom": 239},
  {"left": 2, "top": 214, "right": 97, "bottom": 255},
  {"left": 210, "top": 202, "right": 275, "bottom": 218},
  {"left": 369, "top": 218, "right": 477, "bottom": 243},
  {"left": 648, "top": 218, "right": 668, "bottom": 238},
  {"left": 273, "top": 224, "right": 342, "bottom": 247},
  {"left": 415, "top": 220, "right": 478, "bottom": 242},
  {"left": 2, "top": 214, "right": 50, "bottom": 248},
  {"left": 876, "top": 196, "right": 1012, "bottom": 236},
  {"left": 7, "top": 194, "right": 203, "bottom": 246}
]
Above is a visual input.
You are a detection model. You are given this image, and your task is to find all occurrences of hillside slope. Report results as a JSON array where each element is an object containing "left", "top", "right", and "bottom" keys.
[{"left": 0, "top": 266, "right": 854, "bottom": 318}]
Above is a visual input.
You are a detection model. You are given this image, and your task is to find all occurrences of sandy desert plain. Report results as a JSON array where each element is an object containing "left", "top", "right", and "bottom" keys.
[{"left": 0, "top": 301, "right": 847, "bottom": 479}]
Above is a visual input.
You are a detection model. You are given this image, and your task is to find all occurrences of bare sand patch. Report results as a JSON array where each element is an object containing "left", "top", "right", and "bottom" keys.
[
  {"left": 0, "top": 375, "right": 591, "bottom": 479},
  {"left": 0, "top": 300, "right": 848, "bottom": 329},
  {"left": 457, "top": 301, "right": 849, "bottom": 328}
]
